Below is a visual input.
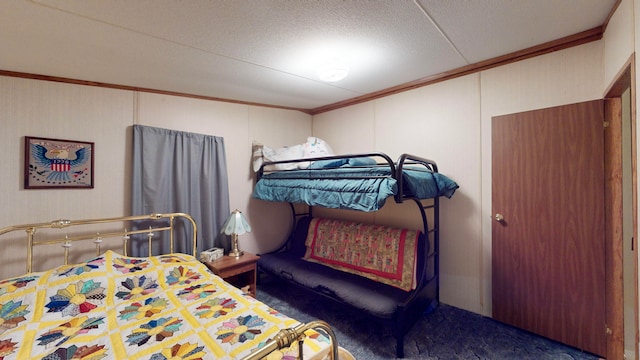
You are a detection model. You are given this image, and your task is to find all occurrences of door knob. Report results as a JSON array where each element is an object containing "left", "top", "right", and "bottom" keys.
[{"left": 494, "top": 213, "right": 505, "bottom": 222}]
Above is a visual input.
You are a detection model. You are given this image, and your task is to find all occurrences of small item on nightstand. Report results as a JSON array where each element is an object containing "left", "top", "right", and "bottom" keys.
[
  {"left": 200, "top": 247, "right": 224, "bottom": 262},
  {"left": 202, "top": 252, "right": 260, "bottom": 297}
]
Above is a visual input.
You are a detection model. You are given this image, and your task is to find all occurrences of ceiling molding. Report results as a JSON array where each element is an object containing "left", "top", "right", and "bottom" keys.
[
  {"left": 0, "top": 26, "right": 604, "bottom": 117},
  {"left": 310, "top": 26, "right": 604, "bottom": 115},
  {"left": 601, "top": 0, "right": 622, "bottom": 33},
  {"left": 0, "top": 69, "right": 314, "bottom": 115}
]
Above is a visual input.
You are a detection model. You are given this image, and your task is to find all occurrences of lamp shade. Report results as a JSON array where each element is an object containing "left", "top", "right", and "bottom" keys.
[{"left": 221, "top": 209, "right": 251, "bottom": 235}]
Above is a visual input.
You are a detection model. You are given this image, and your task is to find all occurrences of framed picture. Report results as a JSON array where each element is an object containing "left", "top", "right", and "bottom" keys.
[{"left": 24, "top": 136, "right": 94, "bottom": 189}]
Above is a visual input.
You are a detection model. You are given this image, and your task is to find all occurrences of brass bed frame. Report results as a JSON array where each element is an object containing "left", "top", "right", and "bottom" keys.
[
  {"left": 0, "top": 212, "right": 198, "bottom": 273},
  {"left": 0, "top": 212, "right": 340, "bottom": 360}
]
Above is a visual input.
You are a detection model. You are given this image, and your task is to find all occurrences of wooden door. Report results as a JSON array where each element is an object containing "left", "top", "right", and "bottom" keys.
[{"left": 492, "top": 100, "right": 606, "bottom": 356}]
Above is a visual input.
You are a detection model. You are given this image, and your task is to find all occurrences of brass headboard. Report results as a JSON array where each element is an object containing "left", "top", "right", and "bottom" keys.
[{"left": 0, "top": 212, "right": 197, "bottom": 273}]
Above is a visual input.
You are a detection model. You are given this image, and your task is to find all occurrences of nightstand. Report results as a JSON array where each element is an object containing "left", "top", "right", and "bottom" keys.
[{"left": 203, "top": 252, "right": 259, "bottom": 297}]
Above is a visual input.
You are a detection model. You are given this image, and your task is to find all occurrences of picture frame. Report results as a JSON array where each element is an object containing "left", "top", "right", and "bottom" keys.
[{"left": 24, "top": 136, "right": 94, "bottom": 189}]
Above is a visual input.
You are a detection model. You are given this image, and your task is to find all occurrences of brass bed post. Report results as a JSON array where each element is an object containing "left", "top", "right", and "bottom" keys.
[
  {"left": 241, "top": 320, "right": 338, "bottom": 360},
  {"left": 25, "top": 227, "right": 35, "bottom": 273},
  {"left": 94, "top": 233, "right": 102, "bottom": 256},
  {"left": 169, "top": 215, "right": 175, "bottom": 254},
  {"left": 62, "top": 236, "right": 71, "bottom": 265},
  {"left": 147, "top": 226, "right": 153, "bottom": 255},
  {"left": 123, "top": 229, "right": 130, "bottom": 256}
]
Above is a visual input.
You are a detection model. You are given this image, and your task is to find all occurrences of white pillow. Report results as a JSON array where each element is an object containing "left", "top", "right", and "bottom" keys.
[
  {"left": 252, "top": 137, "right": 335, "bottom": 172},
  {"left": 298, "top": 137, "right": 334, "bottom": 169},
  {"left": 262, "top": 144, "right": 305, "bottom": 171},
  {"left": 252, "top": 141, "right": 264, "bottom": 172}
]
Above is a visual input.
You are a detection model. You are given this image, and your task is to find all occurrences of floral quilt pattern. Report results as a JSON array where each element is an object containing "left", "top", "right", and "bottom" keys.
[{"left": 0, "top": 251, "right": 330, "bottom": 359}]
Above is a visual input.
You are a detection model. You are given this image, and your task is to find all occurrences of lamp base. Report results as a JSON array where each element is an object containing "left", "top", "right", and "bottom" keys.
[
  {"left": 228, "top": 250, "right": 244, "bottom": 257},
  {"left": 229, "top": 234, "right": 243, "bottom": 257}
]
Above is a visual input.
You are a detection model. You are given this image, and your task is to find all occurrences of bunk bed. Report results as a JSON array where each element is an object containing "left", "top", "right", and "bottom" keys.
[
  {"left": 253, "top": 152, "right": 459, "bottom": 358},
  {"left": 0, "top": 213, "right": 341, "bottom": 360}
]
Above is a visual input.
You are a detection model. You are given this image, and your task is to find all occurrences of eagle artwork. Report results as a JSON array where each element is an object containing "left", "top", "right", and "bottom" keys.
[{"left": 26, "top": 138, "right": 93, "bottom": 188}]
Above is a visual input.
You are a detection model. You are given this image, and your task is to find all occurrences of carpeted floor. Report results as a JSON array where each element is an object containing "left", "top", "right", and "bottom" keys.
[{"left": 256, "top": 277, "right": 601, "bottom": 360}]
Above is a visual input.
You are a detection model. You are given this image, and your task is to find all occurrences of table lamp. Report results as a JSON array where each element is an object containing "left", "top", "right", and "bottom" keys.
[{"left": 221, "top": 209, "right": 251, "bottom": 257}]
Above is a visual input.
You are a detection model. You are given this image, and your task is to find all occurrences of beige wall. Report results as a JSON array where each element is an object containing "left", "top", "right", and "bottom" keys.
[
  {"left": 312, "top": 0, "right": 638, "bottom": 318},
  {"left": 605, "top": 0, "right": 634, "bottom": 87},
  {"left": 314, "top": 74, "right": 483, "bottom": 312},
  {"left": 0, "top": 0, "right": 636, "bottom": 327},
  {"left": 0, "top": 78, "right": 311, "bottom": 279},
  {"left": 134, "top": 92, "right": 312, "bottom": 256},
  {"left": 314, "top": 41, "right": 604, "bottom": 315},
  {"left": 0, "top": 78, "right": 134, "bottom": 277}
]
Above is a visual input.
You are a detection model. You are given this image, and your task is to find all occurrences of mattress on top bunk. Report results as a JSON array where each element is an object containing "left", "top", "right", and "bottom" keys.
[
  {"left": 253, "top": 165, "right": 459, "bottom": 211},
  {"left": 404, "top": 167, "right": 458, "bottom": 198}
]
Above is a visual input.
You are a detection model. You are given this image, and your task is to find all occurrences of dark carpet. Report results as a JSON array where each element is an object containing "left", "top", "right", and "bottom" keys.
[{"left": 256, "top": 276, "right": 601, "bottom": 360}]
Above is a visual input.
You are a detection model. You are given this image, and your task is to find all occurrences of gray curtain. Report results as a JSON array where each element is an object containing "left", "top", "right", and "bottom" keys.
[{"left": 131, "top": 124, "right": 230, "bottom": 256}]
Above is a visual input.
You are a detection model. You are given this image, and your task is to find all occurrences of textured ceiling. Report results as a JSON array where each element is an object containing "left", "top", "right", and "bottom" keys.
[{"left": 0, "top": 0, "right": 618, "bottom": 111}]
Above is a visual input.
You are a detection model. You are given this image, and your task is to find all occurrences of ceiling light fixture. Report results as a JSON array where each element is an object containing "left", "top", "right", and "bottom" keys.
[{"left": 317, "top": 63, "right": 349, "bottom": 82}]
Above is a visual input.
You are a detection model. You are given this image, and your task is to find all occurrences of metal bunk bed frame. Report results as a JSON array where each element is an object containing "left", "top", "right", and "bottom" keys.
[{"left": 256, "top": 152, "right": 443, "bottom": 357}]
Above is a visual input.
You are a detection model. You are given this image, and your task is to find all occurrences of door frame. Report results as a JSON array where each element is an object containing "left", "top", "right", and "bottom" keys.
[{"left": 603, "top": 53, "right": 638, "bottom": 360}]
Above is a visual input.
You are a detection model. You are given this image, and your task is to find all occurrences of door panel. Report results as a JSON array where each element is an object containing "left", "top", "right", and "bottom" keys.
[{"left": 492, "top": 100, "right": 605, "bottom": 356}]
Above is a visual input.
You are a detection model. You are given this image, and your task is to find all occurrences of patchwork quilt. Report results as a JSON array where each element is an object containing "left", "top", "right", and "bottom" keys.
[
  {"left": 304, "top": 218, "right": 418, "bottom": 291},
  {"left": 0, "top": 251, "right": 331, "bottom": 359}
]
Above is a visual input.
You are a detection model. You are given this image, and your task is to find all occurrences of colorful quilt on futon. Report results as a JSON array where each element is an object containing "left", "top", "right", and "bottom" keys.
[
  {"left": 303, "top": 218, "right": 419, "bottom": 291},
  {"left": 0, "top": 251, "right": 330, "bottom": 359}
]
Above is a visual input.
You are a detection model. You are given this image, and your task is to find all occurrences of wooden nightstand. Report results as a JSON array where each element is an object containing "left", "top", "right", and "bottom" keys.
[{"left": 203, "top": 252, "right": 259, "bottom": 297}]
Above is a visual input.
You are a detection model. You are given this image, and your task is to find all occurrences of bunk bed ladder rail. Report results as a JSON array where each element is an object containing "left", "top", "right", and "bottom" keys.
[
  {"left": 395, "top": 153, "right": 440, "bottom": 301},
  {"left": 392, "top": 196, "right": 439, "bottom": 358},
  {"left": 286, "top": 202, "right": 311, "bottom": 252}
]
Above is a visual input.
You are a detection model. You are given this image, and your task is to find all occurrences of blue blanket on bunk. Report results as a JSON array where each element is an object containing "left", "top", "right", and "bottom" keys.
[{"left": 252, "top": 166, "right": 458, "bottom": 212}]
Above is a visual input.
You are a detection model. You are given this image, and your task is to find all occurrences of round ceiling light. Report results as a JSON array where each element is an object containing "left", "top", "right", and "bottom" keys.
[{"left": 317, "top": 64, "right": 349, "bottom": 82}]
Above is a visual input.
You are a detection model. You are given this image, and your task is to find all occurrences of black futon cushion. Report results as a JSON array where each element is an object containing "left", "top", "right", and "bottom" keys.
[{"left": 258, "top": 252, "right": 412, "bottom": 319}]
